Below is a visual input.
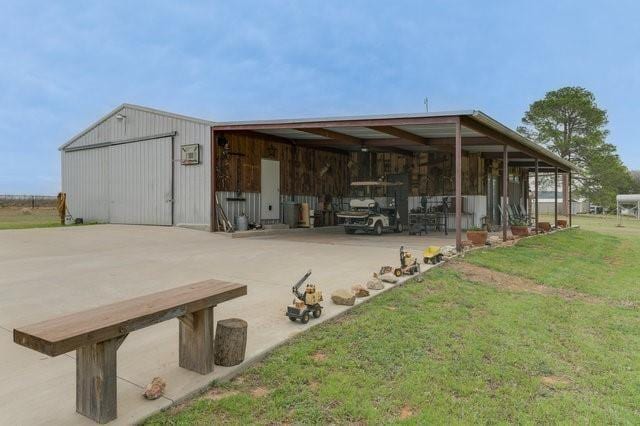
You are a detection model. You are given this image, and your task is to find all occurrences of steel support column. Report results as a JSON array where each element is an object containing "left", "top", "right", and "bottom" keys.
[
  {"left": 535, "top": 159, "right": 539, "bottom": 232},
  {"left": 211, "top": 130, "right": 217, "bottom": 232},
  {"left": 554, "top": 167, "right": 558, "bottom": 227},
  {"left": 455, "top": 119, "right": 462, "bottom": 252},
  {"left": 502, "top": 145, "right": 508, "bottom": 242},
  {"left": 568, "top": 171, "right": 572, "bottom": 227}
]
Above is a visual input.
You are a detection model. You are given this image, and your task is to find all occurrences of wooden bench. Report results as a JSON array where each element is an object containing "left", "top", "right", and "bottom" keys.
[{"left": 13, "top": 279, "right": 247, "bottom": 424}]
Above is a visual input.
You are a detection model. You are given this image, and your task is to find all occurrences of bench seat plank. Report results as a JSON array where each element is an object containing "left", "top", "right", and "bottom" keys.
[{"left": 13, "top": 280, "right": 247, "bottom": 357}]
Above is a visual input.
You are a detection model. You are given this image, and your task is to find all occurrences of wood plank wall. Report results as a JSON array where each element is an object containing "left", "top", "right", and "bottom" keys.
[{"left": 217, "top": 132, "right": 485, "bottom": 197}]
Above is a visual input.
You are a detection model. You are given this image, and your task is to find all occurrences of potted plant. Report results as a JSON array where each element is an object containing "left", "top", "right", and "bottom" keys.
[
  {"left": 466, "top": 225, "right": 488, "bottom": 246},
  {"left": 510, "top": 218, "right": 530, "bottom": 237},
  {"left": 537, "top": 222, "right": 551, "bottom": 233}
]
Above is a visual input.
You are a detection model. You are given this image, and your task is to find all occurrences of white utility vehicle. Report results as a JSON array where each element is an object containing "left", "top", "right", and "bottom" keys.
[{"left": 337, "top": 181, "right": 404, "bottom": 235}]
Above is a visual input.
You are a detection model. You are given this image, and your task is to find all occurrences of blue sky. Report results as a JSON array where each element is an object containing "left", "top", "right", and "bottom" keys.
[{"left": 1, "top": 0, "right": 639, "bottom": 194}]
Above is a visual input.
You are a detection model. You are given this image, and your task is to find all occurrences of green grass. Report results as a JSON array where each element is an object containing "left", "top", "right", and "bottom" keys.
[
  {"left": 0, "top": 207, "right": 97, "bottom": 230},
  {"left": 147, "top": 228, "right": 640, "bottom": 425},
  {"left": 466, "top": 228, "right": 640, "bottom": 303},
  {"left": 0, "top": 207, "right": 62, "bottom": 230}
]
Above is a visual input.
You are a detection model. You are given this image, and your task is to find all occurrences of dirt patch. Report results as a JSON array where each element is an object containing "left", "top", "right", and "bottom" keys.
[
  {"left": 448, "top": 261, "right": 605, "bottom": 305},
  {"left": 541, "top": 375, "right": 571, "bottom": 387},
  {"left": 250, "top": 387, "right": 269, "bottom": 398},
  {"left": 203, "top": 387, "right": 239, "bottom": 401},
  {"left": 399, "top": 404, "right": 414, "bottom": 419},
  {"left": 311, "top": 351, "right": 328, "bottom": 362}
]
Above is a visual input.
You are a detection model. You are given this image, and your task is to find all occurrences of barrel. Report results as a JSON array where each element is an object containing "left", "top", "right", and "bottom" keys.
[{"left": 235, "top": 213, "right": 249, "bottom": 231}]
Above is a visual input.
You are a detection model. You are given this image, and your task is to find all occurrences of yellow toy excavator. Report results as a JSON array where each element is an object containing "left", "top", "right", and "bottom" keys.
[
  {"left": 285, "top": 270, "right": 323, "bottom": 324},
  {"left": 393, "top": 246, "right": 420, "bottom": 277}
]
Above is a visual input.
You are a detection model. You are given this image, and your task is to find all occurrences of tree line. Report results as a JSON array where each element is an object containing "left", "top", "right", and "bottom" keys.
[{"left": 517, "top": 87, "right": 639, "bottom": 211}]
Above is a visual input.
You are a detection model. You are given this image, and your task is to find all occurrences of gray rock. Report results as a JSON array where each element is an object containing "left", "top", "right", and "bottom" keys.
[
  {"left": 351, "top": 284, "right": 370, "bottom": 298},
  {"left": 331, "top": 289, "right": 356, "bottom": 306},
  {"left": 366, "top": 276, "right": 385, "bottom": 290},
  {"left": 143, "top": 377, "right": 166, "bottom": 400},
  {"left": 380, "top": 273, "right": 399, "bottom": 284}
]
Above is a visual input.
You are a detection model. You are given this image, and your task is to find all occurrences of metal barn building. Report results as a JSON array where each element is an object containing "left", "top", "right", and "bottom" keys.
[
  {"left": 60, "top": 104, "right": 214, "bottom": 229},
  {"left": 60, "top": 103, "right": 577, "bottom": 250}
]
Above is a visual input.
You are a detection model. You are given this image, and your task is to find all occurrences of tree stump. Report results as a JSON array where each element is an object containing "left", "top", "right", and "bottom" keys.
[{"left": 214, "top": 318, "right": 248, "bottom": 366}]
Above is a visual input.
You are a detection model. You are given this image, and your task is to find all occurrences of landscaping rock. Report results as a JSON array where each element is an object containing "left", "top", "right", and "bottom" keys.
[
  {"left": 143, "top": 377, "right": 166, "bottom": 400},
  {"left": 366, "top": 274, "right": 385, "bottom": 290},
  {"left": 487, "top": 236, "right": 502, "bottom": 246},
  {"left": 351, "top": 284, "right": 370, "bottom": 298},
  {"left": 380, "top": 273, "right": 399, "bottom": 284},
  {"left": 331, "top": 289, "right": 355, "bottom": 306},
  {"left": 441, "top": 245, "right": 457, "bottom": 257}
]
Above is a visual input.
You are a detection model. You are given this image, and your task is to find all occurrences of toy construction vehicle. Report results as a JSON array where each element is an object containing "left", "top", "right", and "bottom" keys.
[
  {"left": 423, "top": 246, "right": 443, "bottom": 264},
  {"left": 393, "top": 246, "right": 420, "bottom": 277},
  {"left": 285, "top": 270, "right": 323, "bottom": 324}
]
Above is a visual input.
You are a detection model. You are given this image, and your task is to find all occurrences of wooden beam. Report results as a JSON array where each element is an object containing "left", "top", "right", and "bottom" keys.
[
  {"left": 294, "top": 128, "right": 362, "bottom": 145},
  {"left": 365, "top": 126, "right": 427, "bottom": 146}
]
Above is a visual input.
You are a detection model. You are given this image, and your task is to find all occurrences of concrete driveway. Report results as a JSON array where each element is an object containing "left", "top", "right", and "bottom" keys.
[{"left": 0, "top": 225, "right": 443, "bottom": 424}]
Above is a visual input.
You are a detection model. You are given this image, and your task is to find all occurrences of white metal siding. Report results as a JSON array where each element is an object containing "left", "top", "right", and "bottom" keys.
[
  {"left": 109, "top": 138, "right": 172, "bottom": 225},
  {"left": 62, "top": 106, "right": 211, "bottom": 227},
  {"left": 61, "top": 148, "right": 110, "bottom": 222}
]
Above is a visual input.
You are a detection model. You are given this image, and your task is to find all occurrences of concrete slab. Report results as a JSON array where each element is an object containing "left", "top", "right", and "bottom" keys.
[{"left": 0, "top": 225, "right": 444, "bottom": 424}]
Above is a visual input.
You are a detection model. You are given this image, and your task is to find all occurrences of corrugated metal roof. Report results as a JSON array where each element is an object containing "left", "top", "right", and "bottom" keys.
[{"left": 213, "top": 110, "right": 578, "bottom": 172}]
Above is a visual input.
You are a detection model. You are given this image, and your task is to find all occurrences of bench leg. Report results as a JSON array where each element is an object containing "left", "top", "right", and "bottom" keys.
[
  {"left": 76, "top": 335, "right": 126, "bottom": 424},
  {"left": 178, "top": 307, "right": 215, "bottom": 374}
]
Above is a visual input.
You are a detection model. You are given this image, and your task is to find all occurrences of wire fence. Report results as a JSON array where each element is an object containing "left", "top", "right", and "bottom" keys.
[{"left": 0, "top": 195, "right": 57, "bottom": 208}]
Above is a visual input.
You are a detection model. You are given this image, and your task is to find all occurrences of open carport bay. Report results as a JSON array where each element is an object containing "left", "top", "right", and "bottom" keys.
[{"left": 0, "top": 225, "right": 445, "bottom": 425}]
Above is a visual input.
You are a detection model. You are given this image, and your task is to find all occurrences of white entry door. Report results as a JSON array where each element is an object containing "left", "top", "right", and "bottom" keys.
[{"left": 260, "top": 158, "right": 280, "bottom": 220}]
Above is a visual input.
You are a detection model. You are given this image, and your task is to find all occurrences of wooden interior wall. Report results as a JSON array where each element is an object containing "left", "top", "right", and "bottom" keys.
[
  {"left": 216, "top": 132, "right": 486, "bottom": 196},
  {"left": 349, "top": 152, "right": 485, "bottom": 196},
  {"left": 216, "top": 132, "right": 351, "bottom": 197}
]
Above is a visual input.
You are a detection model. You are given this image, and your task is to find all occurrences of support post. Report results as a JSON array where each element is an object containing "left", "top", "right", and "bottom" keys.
[
  {"left": 455, "top": 118, "right": 462, "bottom": 252},
  {"left": 179, "top": 307, "right": 215, "bottom": 374},
  {"left": 502, "top": 145, "right": 508, "bottom": 242},
  {"left": 568, "top": 171, "right": 572, "bottom": 227},
  {"left": 554, "top": 167, "right": 558, "bottom": 227},
  {"left": 211, "top": 130, "right": 217, "bottom": 232},
  {"left": 76, "top": 335, "right": 127, "bottom": 424},
  {"left": 535, "top": 159, "right": 539, "bottom": 232}
]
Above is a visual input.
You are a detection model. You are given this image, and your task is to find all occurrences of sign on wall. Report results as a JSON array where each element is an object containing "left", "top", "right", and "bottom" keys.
[{"left": 180, "top": 144, "right": 200, "bottom": 165}]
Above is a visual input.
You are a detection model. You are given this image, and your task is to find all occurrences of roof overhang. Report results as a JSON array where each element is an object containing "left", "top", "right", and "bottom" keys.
[{"left": 212, "top": 110, "right": 578, "bottom": 172}]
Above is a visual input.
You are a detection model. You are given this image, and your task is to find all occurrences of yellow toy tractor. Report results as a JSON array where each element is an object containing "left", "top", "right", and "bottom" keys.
[
  {"left": 286, "top": 270, "right": 323, "bottom": 324},
  {"left": 423, "top": 246, "right": 444, "bottom": 264},
  {"left": 393, "top": 246, "right": 420, "bottom": 277}
]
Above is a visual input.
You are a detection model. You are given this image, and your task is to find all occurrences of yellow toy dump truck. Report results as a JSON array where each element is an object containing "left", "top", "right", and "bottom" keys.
[
  {"left": 423, "top": 246, "right": 443, "bottom": 264},
  {"left": 286, "top": 270, "right": 323, "bottom": 324}
]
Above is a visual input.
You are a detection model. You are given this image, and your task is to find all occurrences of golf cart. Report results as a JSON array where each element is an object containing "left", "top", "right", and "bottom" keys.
[{"left": 337, "top": 181, "right": 404, "bottom": 235}]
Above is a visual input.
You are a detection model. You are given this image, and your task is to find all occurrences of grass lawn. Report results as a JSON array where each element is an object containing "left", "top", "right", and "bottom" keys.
[
  {"left": 147, "top": 227, "right": 640, "bottom": 424},
  {"left": 0, "top": 207, "right": 62, "bottom": 230}
]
